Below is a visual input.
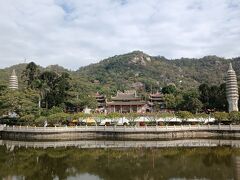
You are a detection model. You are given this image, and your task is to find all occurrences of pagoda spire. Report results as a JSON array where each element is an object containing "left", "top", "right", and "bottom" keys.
[
  {"left": 228, "top": 62, "right": 233, "bottom": 71},
  {"left": 226, "top": 63, "right": 239, "bottom": 112},
  {"left": 9, "top": 69, "right": 18, "bottom": 90}
]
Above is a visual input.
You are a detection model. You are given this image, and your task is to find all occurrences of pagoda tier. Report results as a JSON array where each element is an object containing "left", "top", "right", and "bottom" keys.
[
  {"left": 226, "top": 63, "right": 239, "bottom": 112},
  {"left": 148, "top": 91, "right": 166, "bottom": 111},
  {"left": 95, "top": 92, "right": 106, "bottom": 109},
  {"left": 107, "top": 90, "right": 146, "bottom": 113}
]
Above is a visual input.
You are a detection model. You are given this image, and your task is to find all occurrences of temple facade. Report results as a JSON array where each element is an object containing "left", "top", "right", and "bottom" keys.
[
  {"left": 9, "top": 69, "right": 18, "bottom": 90},
  {"left": 106, "top": 90, "right": 146, "bottom": 113},
  {"left": 148, "top": 91, "right": 165, "bottom": 112},
  {"left": 226, "top": 63, "right": 239, "bottom": 112}
]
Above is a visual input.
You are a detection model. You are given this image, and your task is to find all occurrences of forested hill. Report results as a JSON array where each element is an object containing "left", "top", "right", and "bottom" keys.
[
  {"left": 77, "top": 51, "right": 240, "bottom": 92},
  {"left": 0, "top": 51, "right": 240, "bottom": 94},
  {"left": 0, "top": 63, "right": 71, "bottom": 89}
]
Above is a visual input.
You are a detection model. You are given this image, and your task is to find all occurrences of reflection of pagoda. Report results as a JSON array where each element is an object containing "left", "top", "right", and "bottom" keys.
[
  {"left": 95, "top": 92, "right": 106, "bottom": 112},
  {"left": 107, "top": 90, "right": 146, "bottom": 113},
  {"left": 9, "top": 69, "right": 18, "bottom": 90},
  {"left": 233, "top": 156, "right": 240, "bottom": 180},
  {"left": 148, "top": 91, "right": 165, "bottom": 112}
]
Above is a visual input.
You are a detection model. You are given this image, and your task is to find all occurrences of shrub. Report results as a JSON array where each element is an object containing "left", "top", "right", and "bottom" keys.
[
  {"left": 35, "top": 116, "right": 48, "bottom": 126},
  {"left": 105, "top": 112, "right": 122, "bottom": 119},
  {"left": 48, "top": 106, "right": 64, "bottom": 115},
  {"left": 158, "top": 112, "right": 175, "bottom": 118},
  {"left": 213, "top": 112, "right": 229, "bottom": 123},
  {"left": 194, "top": 113, "right": 209, "bottom": 118},
  {"left": 20, "top": 114, "right": 35, "bottom": 125},
  {"left": 228, "top": 111, "right": 240, "bottom": 124},
  {"left": 176, "top": 111, "right": 193, "bottom": 121},
  {"left": 48, "top": 112, "right": 70, "bottom": 126},
  {"left": 73, "top": 112, "right": 92, "bottom": 119}
]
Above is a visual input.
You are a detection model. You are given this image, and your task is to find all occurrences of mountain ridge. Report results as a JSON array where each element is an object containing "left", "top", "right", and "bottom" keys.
[{"left": 0, "top": 51, "right": 239, "bottom": 94}]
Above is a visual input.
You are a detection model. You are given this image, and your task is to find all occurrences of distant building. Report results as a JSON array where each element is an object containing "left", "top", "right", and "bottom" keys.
[
  {"left": 95, "top": 92, "right": 106, "bottom": 112},
  {"left": 148, "top": 91, "right": 165, "bottom": 112},
  {"left": 9, "top": 69, "right": 18, "bottom": 90},
  {"left": 107, "top": 90, "right": 146, "bottom": 113},
  {"left": 226, "top": 63, "right": 239, "bottom": 112}
]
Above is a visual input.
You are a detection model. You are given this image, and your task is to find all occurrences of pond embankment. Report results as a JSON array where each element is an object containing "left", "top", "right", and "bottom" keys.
[{"left": 1, "top": 125, "right": 240, "bottom": 140}]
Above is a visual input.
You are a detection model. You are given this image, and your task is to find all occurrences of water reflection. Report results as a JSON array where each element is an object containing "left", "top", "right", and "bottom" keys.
[
  {"left": 2, "top": 139, "right": 240, "bottom": 150},
  {"left": 0, "top": 141, "right": 240, "bottom": 180},
  {"left": 234, "top": 156, "right": 240, "bottom": 180}
]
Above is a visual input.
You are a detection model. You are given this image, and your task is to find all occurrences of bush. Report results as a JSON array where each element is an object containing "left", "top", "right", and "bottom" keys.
[
  {"left": 20, "top": 114, "right": 35, "bottom": 125},
  {"left": 35, "top": 116, "right": 48, "bottom": 126},
  {"left": 213, "top": 112, "right": 229, "bottom": 123},
  {"left": 229, "top": 111, "right": 240, "bottom": 124},
  {"left": 73, "top": 112, "right": 92, "bottom": 119},
  {"left": 105, "top": 112, "right": 123, "bottom": 119},
  {"left": 125, "top": 113, "right": 138, "bottom": 121},
  {"left": 48, "top": 113, "right": 70, "bottom": 126},
  {"left": 194, "top": 113, "right": 209, "bottom": 118},
  {"left": 176, "top": 111, "right": 193, "bottom": 120},
  {"left": 158, "top": 112, "right": 175, "bottom": 118},
  {"left": 48, "top": 106, "right": 64, "bottom": 115}
]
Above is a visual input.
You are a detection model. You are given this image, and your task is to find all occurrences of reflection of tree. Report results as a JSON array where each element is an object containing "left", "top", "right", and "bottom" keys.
[{"left": 0, "top": 147, "right": 237, "bottom": 180}]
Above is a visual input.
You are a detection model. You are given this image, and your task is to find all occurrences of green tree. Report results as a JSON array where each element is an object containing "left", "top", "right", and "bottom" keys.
[
  {"left": 198, "top": 83, "right": 227, "bottom": 112},
  {"left": 199, "top": 83, "right": 210, "bottom": 110},
  {"left": 38, "top": 71, "right": 71, "bottom": 109},
  {"left": 66, "top": 92, "right": 97, "bottom": 111},
  {"left": 22, "top": 62, "right": 40, "bottom": 89},
  {"left": 47, "top": 112, "right": 70, "bottom": 126},
  {"left": 179, "top": 89, "right": 203, "bottom": 113},
  {"left": 162, "top": 84, "right": 176, "bottom": 94},
  {"left": 0, "top": 89, "right": 39, "bottom": 117},
  {"left": 164, "top": 94, "right": 183, "bottom": 110}
]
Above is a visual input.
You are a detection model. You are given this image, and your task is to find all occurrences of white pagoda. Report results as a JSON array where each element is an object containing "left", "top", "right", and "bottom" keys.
[
  {"left": 9, "top": 69, "right": 19, "bottom": 90},
  {"left": 226, "top": 63, "right": 239, "bottom": 112}
]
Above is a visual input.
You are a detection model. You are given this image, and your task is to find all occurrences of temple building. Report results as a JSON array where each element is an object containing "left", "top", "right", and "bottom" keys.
[
  {"left": 148, "top": 91, "right": 165, "bottom": 112},
  {"left": 106, "top": 90, "right": 146, "bottom": 113},
  {"left": 226, "top": 63, "right": 239, "bottom": 112},
  {"left": 9, "top": 69, "right": 18, "bottom": 90},
  {"left": 95, "top": 92, "right": 106, "bottom": 112}
]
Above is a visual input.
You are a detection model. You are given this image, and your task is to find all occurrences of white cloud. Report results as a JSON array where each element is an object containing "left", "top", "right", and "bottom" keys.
[{"left": 0, "top": 0, "right": 239, "bottom": 69}]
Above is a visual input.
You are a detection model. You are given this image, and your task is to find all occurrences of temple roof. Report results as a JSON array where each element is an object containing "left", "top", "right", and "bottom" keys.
[
  {"left": 149, "top": 91, "right": 163, "bottom": 98},
  {"left": 149, "top": 97, "right": 164, "bottom": 101},
  {"left": 107, "top": 101, "right": 146, "bottom": 106},
  {"left": 111, "top": 90, "right": 141, "bottom": 101}
]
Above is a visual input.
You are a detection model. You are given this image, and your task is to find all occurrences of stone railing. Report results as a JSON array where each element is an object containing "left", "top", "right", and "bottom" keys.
[{"left": 1, "top": 124, "right": 240, "bottom": 133}]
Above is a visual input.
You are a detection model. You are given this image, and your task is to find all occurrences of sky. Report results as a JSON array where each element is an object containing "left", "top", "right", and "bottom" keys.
[{"left": 0, "top": 0, "right": 240, "bottom": 70}]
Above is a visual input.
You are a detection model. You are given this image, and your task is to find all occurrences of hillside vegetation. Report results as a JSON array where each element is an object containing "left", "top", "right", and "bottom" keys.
[{"left": 0, "top": 51, "right": 239, "bottom": 95}]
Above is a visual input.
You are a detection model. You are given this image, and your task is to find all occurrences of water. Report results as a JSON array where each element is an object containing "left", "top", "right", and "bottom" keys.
[{"left": 0, "top": 139, "right": 240, "bottom": 180}]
